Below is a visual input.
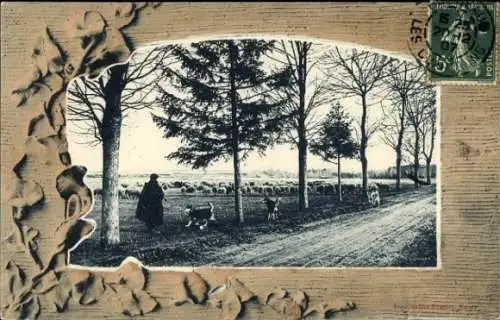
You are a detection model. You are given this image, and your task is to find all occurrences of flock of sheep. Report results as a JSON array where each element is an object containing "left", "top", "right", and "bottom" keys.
[{"left": 92, "top": 179, "right": 384, "bottom": 200}]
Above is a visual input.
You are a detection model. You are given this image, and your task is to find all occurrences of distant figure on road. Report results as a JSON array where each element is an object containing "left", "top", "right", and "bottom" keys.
[{"left": 136, "top": 173, "right": 165, "bottom": 233}]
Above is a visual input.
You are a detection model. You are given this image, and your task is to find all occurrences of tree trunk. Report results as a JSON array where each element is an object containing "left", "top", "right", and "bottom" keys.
[
  {"left": 413, "top": 127, "right": 420, "bottom": 189},
  {"left": 298, "top": 141, "right": 308, "bottom": 210},
  {"left": 395, "top": 149, "right": 402, "bottom": 191},
  {"left": 297, "top": 43, "right": 309, "bottom": 211},
  {"left": 228, "top": 41, "right": 244, "bottom": 224},
  {"left": 427, "top": 120, "right": 436, "bottom": 185},
  {"left": 395, "top": 98, "right": 405, "bottom": 191},
  {"left": 100, "top": 64, "right": 128, "bottom": 248},
  {"left": 360, "top": 94, "right": 368, "bottom": 197},
  {"left": 337, "top": 153, "right": 342, "bottom": 202},
  {"left": 426, "top": 158, "right": 431, "bottom": 184}
]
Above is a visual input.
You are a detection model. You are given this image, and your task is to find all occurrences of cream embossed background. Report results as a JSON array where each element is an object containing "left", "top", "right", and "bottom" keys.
[{"left": 1, "top": 2, "right": 498, "bottom": 320}]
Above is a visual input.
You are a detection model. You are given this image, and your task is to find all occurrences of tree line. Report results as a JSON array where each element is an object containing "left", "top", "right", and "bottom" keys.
[{"left": 67, "top": 39, "right": 437, "bottom": 247}]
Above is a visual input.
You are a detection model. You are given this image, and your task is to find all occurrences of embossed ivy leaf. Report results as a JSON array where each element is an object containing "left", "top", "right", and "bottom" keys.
[
  {"left": 2, "top": 233, "right": 24, "bottom": 252},
  {"left": 12, "top": 62, "right": 65, "bottom": 108},
  {"left": 11, "top": 67, "right": 43, "bottom": 107},
  {"left": 266, "top": 288, "right": 303, "bottom": 320},
  {"left": 44, "top": 91, "right": 66, "bottom": 135},
  {"left": 70, "top": 10, "right": 107, "bottom": 40},
  {"left": 27, "top": 113, "right": 48, "bottom": 137},
  {"left": 23, "top": 136, "right": 50, "bottom": 167},
  {"left": 21, "top": 135, "right": 68, "bottom": 171},
  {"left": 56, "top": 166, "right": 94, "bottom": 219},
  {"left": 17, "top": 224, "right": 44, "bottom": 269},
  {"left": 63, "top": 11, "right": 107, "bottom": 79},
  {"left": 277, "top": 299, "right": 302, "bottom": 320},
  {"left": 44, "top": 272, "right": 72, "bottom": 312},
  {"left": 2, "top": 261, "right": 26, "bottom": 308},
  {"left": 55, "top": 219, "right": 95, "bottom": 253},
  {"left": 56, "top": 165, "right": 88, "bottom": 199},
  {"left": 290, "top": 291, "right": 308, "bottom": 313},
  {"left": 208, "top": 284, "right": 242, "bottom": 320},
  {"left": 85, "top": 27, "right": 131, "bottom": 79},
  {"left": 57, "top": 269, "right": 105, "bottom": 307},
  {"left": 66, "top": 269, "right": 90, "bottom": 294},
  {"left": 112, "top": 2, "right": 161, "bottom": 30},
  {"left": 108, "top": 259, "right": 147, "bottom": 291},
  {"left": 78, "top": 187, "right": 93, "bottom": 218},
  {"left": 218, "top": 289, "right": 242, "bottom": 320},
  {"left": 265, "top": 288, "right": 288, "bottom": 305},
  {"left": 227, "top": 277, "right": 256, "bottom": 303},
  {"left": 21, "top": 224, "right": 40, "bottom": 252},
  {"left": 39, "top": 71, "right": 65, "bottom": 93},
  {"left": 6, "top": 294, "right": 41, "bottom": 320},
  {"left": 106, "top": 279, "right": 158, "bottom": 317},
  {"left": 208, "top": 284, "right": 227, "bottom": 308},
  {"left": 183, "top": 272, "right": 209, "bottom": 305},
  {"left": 32, "top": 270, "right": 58, "bottom": 294},
  {"left": 132, "top": 289, "right": 159, "bottom": 314},
  {"left": 302, "top": 300, "right": 357, "bottom": 319},
  {"left": 65, "top": 193, "right": 82, "bottom": 220},
  {"left": 73, "top": 273, "right": 105, "bottom": 305},
  {"left": 37, "top": 134, "right": 70, "bottom": 166},
  {"left": 9, "top": 179, "right": 44, "bottom": 219},
  {"left": 109, "top": 284, "right": 142, "bottom": 316},
  {"left": 32, "top": 28, "right": 65, "bottom": 77},
  {"left": 113, "top": 3, "right": 137, "bottom": 30},
  {"left": 107, "top": 258, "right": 158, "bottom": 315}
]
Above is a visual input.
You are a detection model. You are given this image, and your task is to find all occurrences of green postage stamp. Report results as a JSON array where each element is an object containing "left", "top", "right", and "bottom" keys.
[{"left": 427, "top": 2, "right": 496, "bottom": 83}]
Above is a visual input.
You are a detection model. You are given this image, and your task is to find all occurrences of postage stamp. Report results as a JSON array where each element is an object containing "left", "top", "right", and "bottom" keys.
[{"left": 426, "top": 2, "right": 496, "bottom": 83}]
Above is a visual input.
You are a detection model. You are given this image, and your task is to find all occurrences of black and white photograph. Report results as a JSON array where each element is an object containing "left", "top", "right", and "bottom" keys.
[{"left": 67, "top": 37, "right": 439, "bottom": 268}]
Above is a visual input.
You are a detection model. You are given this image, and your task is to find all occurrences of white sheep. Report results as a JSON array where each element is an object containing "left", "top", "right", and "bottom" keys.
[{"left": 217, "top": 186, "right": 227, "bottom": 194}]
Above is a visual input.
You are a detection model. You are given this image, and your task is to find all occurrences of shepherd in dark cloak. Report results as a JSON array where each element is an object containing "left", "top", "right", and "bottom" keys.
[{"left": 136, "top": 174, "right": 165, "bottom": 232}]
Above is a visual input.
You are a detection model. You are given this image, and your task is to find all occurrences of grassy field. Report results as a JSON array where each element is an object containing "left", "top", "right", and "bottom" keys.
[{"left": 69, "top": 183, "right": 436, "bottom": 267}]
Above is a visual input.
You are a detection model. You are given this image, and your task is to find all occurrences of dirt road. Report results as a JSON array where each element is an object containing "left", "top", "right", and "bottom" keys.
[{"left": 203, "top": 192, "right": 436, "bottom": 267}]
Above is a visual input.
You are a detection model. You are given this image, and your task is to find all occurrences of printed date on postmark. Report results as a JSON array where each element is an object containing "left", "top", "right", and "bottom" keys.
[{"left": 409, "top": 1, "right": 496, "bottom": 84}]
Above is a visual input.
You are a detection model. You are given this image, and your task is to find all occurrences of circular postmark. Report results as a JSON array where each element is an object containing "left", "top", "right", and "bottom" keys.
[{"left": 408, "top": 2, "right": 496, "bottom": 80}]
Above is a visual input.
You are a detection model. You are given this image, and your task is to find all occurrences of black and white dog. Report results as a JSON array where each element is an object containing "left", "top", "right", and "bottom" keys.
[
  {"left": 367, "top": 184, "right": 381, "bottom": 207},
  {"left": 184, "top": 202, "right": 216, "bottom": 229},
  {"left": 263, "top": 195, "right": 280, "bottom": 221}
]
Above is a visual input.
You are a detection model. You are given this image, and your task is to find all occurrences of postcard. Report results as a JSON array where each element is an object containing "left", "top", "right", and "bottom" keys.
[{"left": 1, "top": 2, "right": 497, "bottom": 320}]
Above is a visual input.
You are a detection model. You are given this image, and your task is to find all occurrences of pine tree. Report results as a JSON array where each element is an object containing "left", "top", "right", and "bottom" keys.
[
  {"left": 153, "top": 39, "right": 291, "bottom": 224},
  {"left": 310, "top": 102, "right": 358, "bottom": 202}
]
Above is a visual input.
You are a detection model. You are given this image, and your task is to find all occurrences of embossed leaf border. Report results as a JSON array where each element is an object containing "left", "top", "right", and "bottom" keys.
[{"left": 2, "top": 3, "right": 356, "bottom": 319}]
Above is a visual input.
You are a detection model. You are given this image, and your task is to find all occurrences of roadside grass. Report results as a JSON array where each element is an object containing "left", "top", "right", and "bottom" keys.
[{"left": 391, "top": 204, "right": 437, "bottom": 267}]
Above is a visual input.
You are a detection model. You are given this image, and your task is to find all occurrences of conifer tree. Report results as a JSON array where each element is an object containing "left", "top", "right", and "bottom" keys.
[
  {"left": 153, "top": 40, "right": 291, "bottom": 223},
  {"left": 310, "top": 102, "right": 358, "bottom": 202}
]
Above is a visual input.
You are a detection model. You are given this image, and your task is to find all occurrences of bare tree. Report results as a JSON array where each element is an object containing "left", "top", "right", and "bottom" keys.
[
  {"left": 420, "top": 104, "right": 437, "bottom": 184},
  {"left": 322, "top": 48, "right": 394, "bottom": 195},
  {"left": 267, "top": 41, "right": 330, "bottom": 210},
  {"left": 404, "top": 85, "right": 436, "bottom": 188},
  {"left": 66, "top": 45, "right": 176, "bottom": 247},
  {"left": 380, "top": 61, "right": 425, "bottom": 190}
]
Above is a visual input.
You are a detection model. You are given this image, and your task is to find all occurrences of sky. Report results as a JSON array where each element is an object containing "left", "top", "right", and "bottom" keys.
[{"left": 66, "top": 39, "right": 440, "bottom": 175}]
